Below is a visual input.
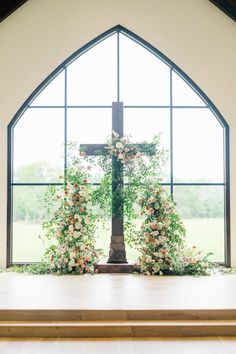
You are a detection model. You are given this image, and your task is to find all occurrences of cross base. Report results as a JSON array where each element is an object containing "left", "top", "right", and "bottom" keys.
[
  {"left": 107, "top": 236, "right": 127, "bottom": 263},
  {"left": 95, "top": 260, "right": 134, "bottom": 273}
]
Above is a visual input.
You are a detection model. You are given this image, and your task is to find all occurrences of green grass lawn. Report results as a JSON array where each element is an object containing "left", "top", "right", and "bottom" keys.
[{"left": 12, "top": 218, "right": 225, "bottom": 263}]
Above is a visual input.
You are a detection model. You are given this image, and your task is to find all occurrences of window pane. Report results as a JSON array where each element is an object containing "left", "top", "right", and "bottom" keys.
[
  {"left": 120, "top": 34, "right": 170, "bottom": 105},
  {"left": 13, "top": 108, "right": 64, "bottom": 183},
  {"left": 172, "top": 71, "right": 205, "bottom": 106},
  {"left": 174, "top": 186, "right": 225, "bottom": 262},
  {"left": 124, "top": 108, "right": 170, "bottom": 182},
  {"left": 30, "top": 71, "right": 65, "bottom": 106},
  {"left": 173, "top": 108, "right": 224, "bottom": 182},
  {"left": 67, "top": 108, "right": 111, "bottom": 144},
  {"left": 93, "top": 186, "right": 111, "bottom": 258},
  {"left": 80, "top": 157, "right": 107, "bottom": 184},
  {"left": 67, "top": 34, "right": 117, "bottom": 105},
  {"left": 12, "top": 186, "right": 51, "bottom": 262}
]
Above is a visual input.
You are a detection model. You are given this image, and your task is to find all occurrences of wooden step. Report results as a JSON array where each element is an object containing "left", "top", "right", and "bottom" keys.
[
  {"left": 1, "top": 309, "right": 236, "bottom": 322},
  {"left": 1, "top": 320, "right": 236, "bottom": 338}
]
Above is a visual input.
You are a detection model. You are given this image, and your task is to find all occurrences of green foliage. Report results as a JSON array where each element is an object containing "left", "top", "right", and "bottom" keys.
[
  {"left": 93, "top": 134, "right": 167, "bottom": 242},
  {"left": 6, "top": 263, "right": 51, "bottom": 275}
]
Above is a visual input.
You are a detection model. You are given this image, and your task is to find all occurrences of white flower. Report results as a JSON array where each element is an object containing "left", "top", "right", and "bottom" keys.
[
  {"left": 148, "top": 197, "right": 155, "bottom": 203},
  {"left": 56, "top": 192, "right": 62, "bottom": 199},
  {"left": 79, "top": 190, "right": 86, "bottom": 197},
  {"left": 161, "top": 195, "right": 168, "bottom": 202},
  {"left": 146, "top": 208, "right": 154, "bottom": 215},
  {"left": 118, "top": 153, "right": 124, "bottom": 160},
  {"left": 154, "top": 203, "right": 159, "bottom": 210},
  {"left": 74, "top": 231, "right": 81, "bottom": 238},
  {"left": 75, "top": 222, "right": 81, "bottom": 230},
  {"left": 70, "top": 252, "right": 76, "bottom": 259},
  {"left": 84, "top": 216, "right": 90, "bottom": 224},
  {"left": 69, "top": 225, "right": 74, "bottom": 231},
  {"left": 116, "top": 142, "right": 123, "bottom": 149},
  {"left": 150, "top": 221, "right": 157, "bottom": 230},
  {"left": 159, "top": 236, "right": 166, "bottom": 243},
  {"left": 156, "top": 222, "right": 163, "bottom": 230},
  {"left": 155, "top": 252, "right": 163, "bottom": 258}
]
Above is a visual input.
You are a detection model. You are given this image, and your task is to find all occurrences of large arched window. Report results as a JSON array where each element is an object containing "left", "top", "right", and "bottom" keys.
[{"left": 7, "top": 26, "right": 230, "bottom": 266}]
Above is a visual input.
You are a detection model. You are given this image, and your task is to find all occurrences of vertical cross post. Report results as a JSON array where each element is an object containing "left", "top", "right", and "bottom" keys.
[{"left": 108, "top": 102, "right": 127, "bottom": 263}]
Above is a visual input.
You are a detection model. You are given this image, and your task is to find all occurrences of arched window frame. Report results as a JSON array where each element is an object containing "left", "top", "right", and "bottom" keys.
[{"left": 7, "top": 25, "right": 230, "bottom": 267}]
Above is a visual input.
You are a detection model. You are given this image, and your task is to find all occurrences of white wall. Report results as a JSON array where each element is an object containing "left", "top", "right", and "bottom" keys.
[{"left": 0, "top": 0, "right": 236, "bottom": 267}]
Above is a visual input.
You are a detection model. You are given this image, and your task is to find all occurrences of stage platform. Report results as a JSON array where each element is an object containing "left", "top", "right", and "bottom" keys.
[
  {"left": 0, "top": 273, "right": 236, "bottom": 339},
  {"left": 0, "top": 272, "right": 236, "bottom": 310}
]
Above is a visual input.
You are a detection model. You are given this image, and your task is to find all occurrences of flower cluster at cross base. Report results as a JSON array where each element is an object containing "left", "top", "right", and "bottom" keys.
[
  {"left": 43, "top": 160, "right": 100, "bottom": 274},
  {"left": 137, "top": 185, "right": 212, "bottom": 276}
]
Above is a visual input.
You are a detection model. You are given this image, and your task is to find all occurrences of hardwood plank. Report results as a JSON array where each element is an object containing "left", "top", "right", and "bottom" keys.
[
  {"left": 1, "top": 309, "right": 236, "bottom": 321},
  {"left": 1, "top": 320, "right": 236, "bottom": 338}
]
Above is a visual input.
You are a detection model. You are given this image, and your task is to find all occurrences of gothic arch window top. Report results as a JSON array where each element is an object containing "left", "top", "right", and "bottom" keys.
[{"left": 8, "top": 25, "right": 230, "bottom": 266}]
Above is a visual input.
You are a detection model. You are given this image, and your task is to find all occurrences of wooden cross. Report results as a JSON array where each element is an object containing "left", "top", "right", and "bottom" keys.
[
  {"left": 81, "top": 102, "right": 126, "bottom": 263},
  {"left": 81, "top": 102, "right": 154, "bottom": 264}
]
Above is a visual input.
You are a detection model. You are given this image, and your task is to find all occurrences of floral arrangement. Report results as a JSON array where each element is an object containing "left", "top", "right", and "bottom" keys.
[
  {"left": 37, "top": 133, "right": 213, "bottom": 277},
  {"left": 94, "top": 132, "right": 166, "bottom": 226},
  {"left": 173, "top": 246, "right": 213, "bottom": 276},
  {"left": 43, "top": 152, "right": 101, "bottom": 274},
  {"left": 137, "top": 185, "right": 213, "bottom": 276},
  {"left": 106, "top": 131, "right": 149, "bottom": 164}
]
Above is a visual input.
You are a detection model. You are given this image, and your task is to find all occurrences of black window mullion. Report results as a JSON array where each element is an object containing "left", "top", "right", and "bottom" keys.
[
  {"left": 64, "top": 67, "right": 68, "bottom": 174},
  {"left": 29, "top": 105, "right": 208, "bottom": 109},
  {"left": 170, "top": 69, "right": 173, "bottom": 195},
  {"left": 117, "top": 31, "right": 120, "bottom": 102}
]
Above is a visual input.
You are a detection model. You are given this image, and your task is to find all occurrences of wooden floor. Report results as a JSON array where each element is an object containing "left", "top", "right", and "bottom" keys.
[{"left": 0, "top": 272, "right": 236, "bottom": 310}]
